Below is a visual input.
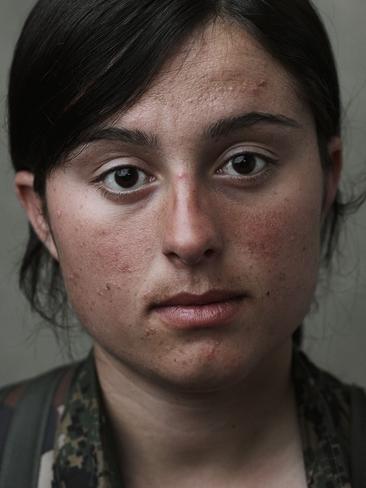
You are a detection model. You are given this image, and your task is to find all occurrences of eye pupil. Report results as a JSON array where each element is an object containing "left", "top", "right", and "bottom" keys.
[
  {"left": 115, "top": 167, "right": 139, "bottom": 188},
  {"left": 232, "top": 154, "right": 257, "bottom": 174}
]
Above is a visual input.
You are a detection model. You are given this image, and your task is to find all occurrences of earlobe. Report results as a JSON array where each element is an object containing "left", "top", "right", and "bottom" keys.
[
  {"left": 322, "top": 136, "right": 343, "bottom": 218},
  {"left": 14, "top": 171, "right": 59, "bottom": 261}
]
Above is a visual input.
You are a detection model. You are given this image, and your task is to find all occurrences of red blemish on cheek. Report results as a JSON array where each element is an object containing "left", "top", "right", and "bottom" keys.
[
  {"left": 68, "top": 271, "right": 81, "bottom": 283},
  {"left": 144, "top": 328, "right": 157, "bottom": 338},
  {"left": 118, "top": 264, "right": 133, "bottom": 273},
  {"left": 244, "top": 204, "right": 299, "bottom": 251}
]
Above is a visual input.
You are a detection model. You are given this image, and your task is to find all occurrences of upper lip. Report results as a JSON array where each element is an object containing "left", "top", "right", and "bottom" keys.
[{"left": 153, "top": 290, "right": 245, "bottom": 307}]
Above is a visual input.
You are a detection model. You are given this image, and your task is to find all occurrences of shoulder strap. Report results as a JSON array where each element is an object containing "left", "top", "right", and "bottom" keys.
[
  {"left": 351, "top": 384, "right": 366, "bottom": 488},
  {"left": 0, "top": 366, "right": 67, "bottom": 488}
]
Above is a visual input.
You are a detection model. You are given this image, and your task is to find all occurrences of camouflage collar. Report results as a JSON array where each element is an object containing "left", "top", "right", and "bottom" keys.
[
  {"left": 293, "top": 347, "right": 351, "bottom": 487},
  {"left": 52, "top": 352, "right": 121, "bottom": 488},
  {"left": 52, "top": 347, "right": 351, "bottom": 487}
]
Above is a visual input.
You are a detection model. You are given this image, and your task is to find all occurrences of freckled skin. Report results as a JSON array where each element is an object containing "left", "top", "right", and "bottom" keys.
[{"left": 46, "top": 21, "right": 329, "bottom": 393}]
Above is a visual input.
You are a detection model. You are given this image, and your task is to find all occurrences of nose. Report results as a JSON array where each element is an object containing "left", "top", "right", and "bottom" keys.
[{"left": 161, "top": 177, "right": 223, "bottom": 267}]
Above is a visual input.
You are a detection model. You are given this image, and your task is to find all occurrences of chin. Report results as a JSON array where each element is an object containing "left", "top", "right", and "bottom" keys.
[
  {"left": 143, "top": 340, "right": 276, "bottom": 394},
  {"left": 93, "top": 314, "right": 294, "bottom": 394}
]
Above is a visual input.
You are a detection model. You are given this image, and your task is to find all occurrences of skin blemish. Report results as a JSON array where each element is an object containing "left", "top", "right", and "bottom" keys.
[
  {"left": 145, "top": 328, "right": 157, "bottom": 337},
  {"left": 177, "top": 172, "right": 188, "bottom": 181},
  {"left": 116, "top": 264, "right": 133, "bottom": 274},
  {"left": 69, "top": 271, "right": 80, "bottom": 283},
  {"left": 251, "top": 79, "right": 269, "bottom": 96}
]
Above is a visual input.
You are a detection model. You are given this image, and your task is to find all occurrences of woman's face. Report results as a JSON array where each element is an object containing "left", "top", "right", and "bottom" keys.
[{"left": 26, "top": 21, "right": 340, "bottom": 390}]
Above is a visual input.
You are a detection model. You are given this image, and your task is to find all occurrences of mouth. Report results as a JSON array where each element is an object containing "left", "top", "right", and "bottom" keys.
[{"left": 151, "top": 290, "right": 246, "bottom": 329}]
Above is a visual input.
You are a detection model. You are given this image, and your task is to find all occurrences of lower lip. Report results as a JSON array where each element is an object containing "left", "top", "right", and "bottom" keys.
[{"left": 152, "top": 298, "right": 244, "bottom": 330}]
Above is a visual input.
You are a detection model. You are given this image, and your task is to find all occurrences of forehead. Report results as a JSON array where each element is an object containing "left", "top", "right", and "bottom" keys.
[{"left": 111, "top": 19, "right": 313, "bottom": 131}]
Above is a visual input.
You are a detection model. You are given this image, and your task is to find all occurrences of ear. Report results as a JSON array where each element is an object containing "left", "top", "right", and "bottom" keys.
[
  {"left": 14, "top": 171, "right": 59, "bottom": 261},
  {"left": 322, "top": 136, "right": 343, "bottom": 219}
]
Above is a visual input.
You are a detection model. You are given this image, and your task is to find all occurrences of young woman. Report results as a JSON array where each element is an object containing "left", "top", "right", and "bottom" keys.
[{"left": 0, "top": 0, "right": 365, "bottom": 487}]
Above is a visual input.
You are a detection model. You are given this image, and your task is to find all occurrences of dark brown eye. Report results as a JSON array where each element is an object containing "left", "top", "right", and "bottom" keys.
[
  {"left": 231, "top": 154, "right": 258, "bottom": 174},
  {"left": 114, "top": 167, "right": 139, "bottom": 188},
  {"left": 221, "top": 152, "right": 269, "bottom": 177},
  {"left": 102, "top": 166, "right": 151, "bottom": 193}
]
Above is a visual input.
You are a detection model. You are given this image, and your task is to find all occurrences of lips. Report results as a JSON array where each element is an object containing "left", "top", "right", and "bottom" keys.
[
  {"left": 152, "top": 290, "right": 245, "bottom": 307},
  {"left": 151, "top": 290, "right": 246, "bottom": 329}
]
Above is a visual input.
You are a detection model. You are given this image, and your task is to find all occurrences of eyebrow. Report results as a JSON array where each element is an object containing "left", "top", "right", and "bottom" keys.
[
  {"left": 84, "top": 111, "right": 301, "bottom": 148},
  {"left": 86, "top": 127, "right": 159, "bottom": 147},
  {"left": 206, "top": 112, "right": 302, "bottom": 139}
]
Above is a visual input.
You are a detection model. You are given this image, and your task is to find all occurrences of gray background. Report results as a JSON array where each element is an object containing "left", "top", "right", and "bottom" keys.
[{"left": 0, "top": 0, "right": 365, "bottom": 387}]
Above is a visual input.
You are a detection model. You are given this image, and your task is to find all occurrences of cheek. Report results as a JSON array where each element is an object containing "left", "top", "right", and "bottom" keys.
[
  {"left": 50, "top": 207, "right": 157, "bottom": 324},
  {"left": 237, "top": 190, "right": 323, "bottom": 305}
]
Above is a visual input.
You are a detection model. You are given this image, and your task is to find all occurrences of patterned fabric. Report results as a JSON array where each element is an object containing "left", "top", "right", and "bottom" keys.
[
  {"left": 51, "top": 357, "right": 120, "bottom": 488},
  {"left": 0, "top": 366, "right": 75, "bottom": 488},
  {"left": 293, "top": 349, "right": 352, "bottom": 488},
  {"left": 0, "top": 347, "right": 355, "bottom": 487}
]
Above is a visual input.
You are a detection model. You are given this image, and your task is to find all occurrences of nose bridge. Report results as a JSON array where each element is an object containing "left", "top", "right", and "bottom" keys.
[
  {"left": 174, "top": 175, "right": 203, "bottom": 225},
  {"left": 162, "top": 175, "right": 222, "bottom": 265}
]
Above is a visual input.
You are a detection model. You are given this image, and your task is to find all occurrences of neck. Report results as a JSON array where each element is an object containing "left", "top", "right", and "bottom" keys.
[{"left": 94, "top": 340, "right": 299, "bottom": 486}]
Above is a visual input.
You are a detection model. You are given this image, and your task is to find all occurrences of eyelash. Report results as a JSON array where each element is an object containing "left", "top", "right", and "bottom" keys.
[{"left": 93, "top": 151, "right": 279, "bottom": 201}]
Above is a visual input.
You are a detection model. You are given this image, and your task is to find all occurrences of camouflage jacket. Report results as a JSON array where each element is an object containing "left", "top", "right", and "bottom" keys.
[{"left": 0, "top": 347, "right": 355, "bottom": 487}]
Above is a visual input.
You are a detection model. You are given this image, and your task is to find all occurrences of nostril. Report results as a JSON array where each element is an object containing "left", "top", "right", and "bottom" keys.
[
  {"left": 204, "top": 249, "right": 215, "bottom": 259},
  {"left": 167, "top": 247, "right": 216, "bottom": 266}
]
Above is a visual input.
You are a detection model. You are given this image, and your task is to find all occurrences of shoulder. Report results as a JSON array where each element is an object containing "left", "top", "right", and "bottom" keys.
[
  {"left": 0, "top": 361, "right": 79, "bottom": 412},
  {"left": 293, "top": 348, "right": 366, "bottom": 486},
  {"left": 294, "top": 348, "right": 366, "bottom": 455},
  {"left": 0, "top": 362, "right": 81, "bottom": 469},
  {"left": 294, "top": 346, "right": 363, "bottom": 394},
  {"left": 295, "top": 348, "right": 366, "bottom": 419}
]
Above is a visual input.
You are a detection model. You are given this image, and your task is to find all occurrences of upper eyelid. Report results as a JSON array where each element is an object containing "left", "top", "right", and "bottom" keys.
[
  {"left": 222, "top": 144, "right": 278, "bottom": 158},
  {"left": 95, "top": 162, "right": 151, "bottom": 180},
  {"left": 224, "top": 151, "right": 276, "bottom": 162},
  {"left": 93, "top": 146, "right": 278, "bottom": 178}
]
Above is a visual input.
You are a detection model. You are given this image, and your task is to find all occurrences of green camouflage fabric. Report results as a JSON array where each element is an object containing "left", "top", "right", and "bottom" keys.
[
  {"left": 51, "top": 347, "right": 352, "bottom": 487},
  {"left": 52, "top": 357, "right": 121, "bottom": 487}
]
